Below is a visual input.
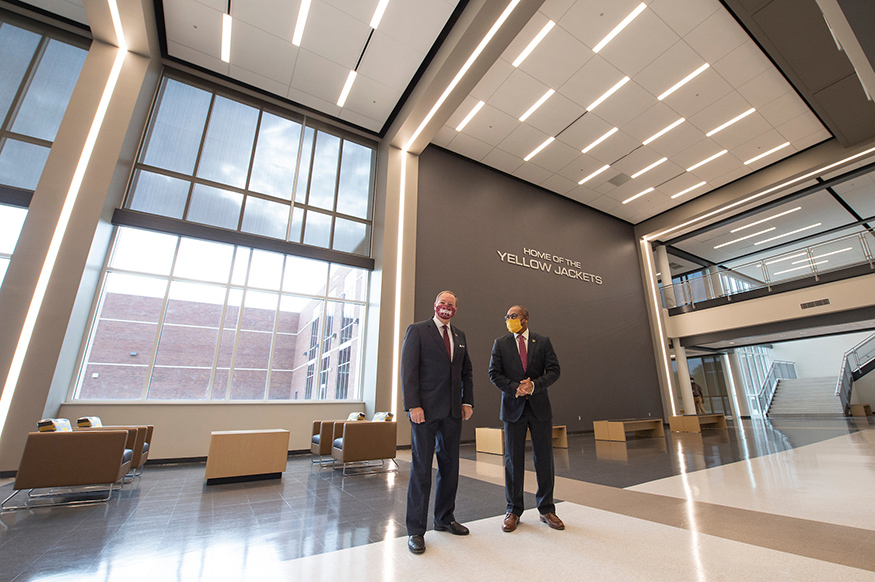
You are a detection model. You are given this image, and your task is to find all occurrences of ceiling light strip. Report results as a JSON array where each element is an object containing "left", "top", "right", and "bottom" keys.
[
  {"left": 645, "top": 145, "right": 875, "bottom": 242},
  {"left": 754, "top": 223, "right": 822, "bottom": 245},
  {"left": 764, "top": 252, "right": 807, "bottom": 266},
  {"left": 631, "top": 157, "right": 667, "bottom": 179},
  {"left": 370, "top": 0, "right": 390, "bottom": 29},
  {"left": 513, "top": 20, "right": 555, "bottom": 67},
  {"left": 404, "top": 0, "right": 521, "bottom": 151},
  {"left": 643, "top": 118, "right": 685, "bottom": 145},
  {"left": 658, "top": 63, "right": 709, "bottom": 101},
  {"left": 686, "top": 149, "right": 727, "bottom": 172},
  {"left": 519, "top": 88, "right": 554, "bottom": 121},
  {"left": 456, "top": 100, "right": 485, "bottom": 131},
  {"left": 623, "top": 187, "right": 654, "bottom": 204},
  {"left": 592, "top": 2, "right": 647, "bottom": 53},
  {"left": 744, "top": 142, "right": 791, "bottom": 165},
  {"left": 773, "top": 260, "right": 827, "bottom": 276},
  {"left": 582, "top": 127, "right": 618, "bottom": 153},
  {"left": 524, "top": 136, "right": 554, "bottom": 161},
  {"left": 787, "top": 248, "right": 852, "bottom": 265},
  {"left": 221, "top": 13, "right": 232, "bottom": 62},
  {"left": 587, "top": 76, "right": 630, "bottom": 111},
  {"left": 292, "top": 0, "right": 311, "bottom": 46},
  {"left": 713, "top": 227, "right": 775, "bottom": 249},
  {"left": 337, "top": 70, "right": 357, "bottom": 107},
  {"left": 579, "top": 164, "right": 610, "bottom": 184},
  {"left": 730, "top": 206, "right": 801, "bottom": 233},
  {"left": 670, "top": 181, "right": 706, "bottom": 199},
  {"left": 706, "top": 108, "right": 755, "bottom": 137}
]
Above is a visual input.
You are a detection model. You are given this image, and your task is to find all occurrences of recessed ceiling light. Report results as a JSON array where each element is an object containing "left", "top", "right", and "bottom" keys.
[
  {"left": 370, "top": 0, "right": 391, "bottom": 29},
  {"left": 706, "top": 108, "right": 755, "bottom": 137},
  {"left": 686, "top": 149, "right": 727, "bottom": 172},
  {"left": 631, "top": 157, "right": 667, "bottom": 179},
  {"left": 520, "top": 88, "right": 554, "bottom": 122},
  {"left": 456, "top": 100, "right": 485, "bottom": 132},
  {"left": 713, "top": 227, "right": 775, "bottom": 249},
  {"left": 658, "top": 63, "right": 709, "bottom": 101},
  {"left": 623, "top": 187, "right": 654, "bottom": 204},
  {"left": 524, "top": 136, "right": 554, "bottom": 161},
  {"left": 670, "top": 181, "right": 706, "bottom": 199},
  {"left": 579, "top": 164, "right": 610, "bottom": 184},
  {"left": 764, "top": 252, "right": 807, "bottom": 266},
  {"left": 744, "top": 142, "right": 791, "bottom": 165},
  {"left": 582, "top": 127, "right": 618, "bottom": 153},
  {"left": 221, "top": 13, "right": 232, "bottom": 62},
  {"left": 730, "top": 207, "right": 801, "bottom": 233},
  {"left": 293, "top": 0, "right": 311, "bottom": 46},
  {"left": 513, "top": 20, "right": 555, "bottom": 67},
  {"left": 773, "top": 260, "right": 827, "bottom": 276},
  {"left": 754, "top": 223, "right": 822, "bottom": 245},
  {"left": 593, "top": 2, "right": 647, "bottom": 53},
  {"left": 642, "top": 118, "right": 685, "bottom": 145},
  {"left": 337, "top": 70, "right": 357, "bottom": 107},
  {"left": 587, "top": 76, "right": 630, "bottom": 111}
]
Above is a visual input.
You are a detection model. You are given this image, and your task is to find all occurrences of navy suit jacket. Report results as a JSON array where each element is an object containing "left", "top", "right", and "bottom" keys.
[
  {"left": 488, "top": 332, "right": 560, "bottom": 423},
  {"left": 401, "top": 319, "right": 474, "bottom": 420}
]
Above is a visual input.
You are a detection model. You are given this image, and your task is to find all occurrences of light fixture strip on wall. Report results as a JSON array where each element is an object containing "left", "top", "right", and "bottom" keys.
[
  {"left": 582, "top": 127, "right": 618, "bottom": 153},
  {"left": 524, "top": 136, "right": 554, "bottom": 161},
  {"left": 730, "top": 206, "right": 801, "bottom": 233},
  {"left": 623, "top": 186, "right": 654, "bottom": 204},
  {"left": 578, "top": 164, "right": 610, "bottom": 184},
  {"left": 670, "top": 181, "right": 706, "bottom": 199},
  {"left": 658, "top": 63, "right": 709, "bottom": 101},
  {"left": 513, "top": 20, "right": 554, "bottom": 67},
  {"left": 754, "top": 223, "right": 822, "bottom": 245},
  {"left": 293, "top": 0, "right": 311, "bottom": 46},
  {"left": 456, "top": 100, "right": 485, "bottom": 131},
  {"left": 519, "top": 88, "right": 554, "bottom": 121},
  {"left": 642, "top": 118, "right": 685, "bottom": 145},
  {"left": 592, "top": 2, "right": 647, "bottom": 53},
  {"left": 631, "top": 157, "right": 667, "bottom": 179},
  {"left": 744, "top": 141, "right": 791, "bottom": 165},
  {"left": 686, "top": 149, "right": 727, "bottom": 172},
  {"left": 370, "top": 0, "right": 390, "bottom": 29},
  {"left": 713, "top": 227, "right": 775, "bottom": 249},
  {"left": 586, "top": 76, "right": 629, "bottom": 111},
  {"left": 706, "top": 108, "right": 755, "bottom": 137},
  {"left": 337, "top": 70, "right": 357, "bottom": 107}
]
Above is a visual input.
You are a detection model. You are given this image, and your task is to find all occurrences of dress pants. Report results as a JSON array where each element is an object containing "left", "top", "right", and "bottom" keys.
[
  {"left": 406, "top": 414, "right": 462, "bottom": 535},
  {"left": 504, "top": 400, "right": 555, "bottom": 516}
]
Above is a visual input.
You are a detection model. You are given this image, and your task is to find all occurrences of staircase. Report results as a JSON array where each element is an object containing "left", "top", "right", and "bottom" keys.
[{"left": 767, "top": 377, "right": 844, "bottom": 417}]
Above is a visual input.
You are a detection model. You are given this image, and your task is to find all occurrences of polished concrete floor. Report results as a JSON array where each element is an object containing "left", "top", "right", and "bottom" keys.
[{"left": 1, "top": 417, "right": 874, "bottom": 581}]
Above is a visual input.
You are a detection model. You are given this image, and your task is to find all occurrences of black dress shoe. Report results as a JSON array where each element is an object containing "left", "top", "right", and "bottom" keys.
[
  {"left": 408, "top": 534, "right": 425, "bottom": 554},
  {"left": 434, "top": 521, "right": 469, "bottom": 535}
]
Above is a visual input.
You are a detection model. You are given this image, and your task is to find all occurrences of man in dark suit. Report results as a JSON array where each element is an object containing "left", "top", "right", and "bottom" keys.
[
  {"left": 401, "top": 290, "right": 474, "bottom": 554},
  {"left": 488, "top": 305, "right": 563, "bottom": 533}
]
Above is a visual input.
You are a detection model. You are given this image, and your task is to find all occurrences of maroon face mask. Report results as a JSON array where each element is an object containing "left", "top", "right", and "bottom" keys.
[{"left": 435, "top": 303, "right": 456, "bottom": 320}]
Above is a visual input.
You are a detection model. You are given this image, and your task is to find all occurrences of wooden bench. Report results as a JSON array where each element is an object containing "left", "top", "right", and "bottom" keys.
[
  {"left": 669, "top": 413, "right": 727, "bottom": 433},
  {"left": 593, "top": 418, "right": 665, "bottom": 442},
  {"left": 850, "top": 404, "right": 872, "bottom": 417},
  {"left": 475, "top": 425, "right": 568, "bottom": 455},
  {"left": 205, "top": 429, "right": 290, "bottom": 485}
]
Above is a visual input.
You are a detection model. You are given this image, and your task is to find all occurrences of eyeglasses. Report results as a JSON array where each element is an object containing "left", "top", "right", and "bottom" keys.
[{"left": 504, "top": 313, "right": 525, "bottom": 320}]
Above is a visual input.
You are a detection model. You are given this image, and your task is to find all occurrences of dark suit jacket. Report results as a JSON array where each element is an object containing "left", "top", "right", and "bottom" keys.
[
  {"left": 488, "top": 332, "right": 560, "bottom": 423},
  {"left": 401, "top": 319, "right": 474, "bottom": 419}
]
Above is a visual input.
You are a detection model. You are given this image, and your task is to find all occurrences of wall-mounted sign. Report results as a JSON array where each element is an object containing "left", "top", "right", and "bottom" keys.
[{"left": 496, "top": 247, "right": 603, "bottom": 285}]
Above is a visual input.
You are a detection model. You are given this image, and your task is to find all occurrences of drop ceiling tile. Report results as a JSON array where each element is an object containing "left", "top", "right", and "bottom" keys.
[
  {"left": 541, "top": 173, "right": 579, "bottom": 195},
  {"left": 288, "top": 86, "right": 341, "bottom": 118},
  {"left": 757, "top": 92, "right": 810, "bottom": 129},
  {"left": 453, "top": 103, "right": 519, "bottom": 147},
  {"left": 168, "top": 40, "right": 229, "bottom": 77},
  {"left": 432, "top": 125, "right": 457, "bottom": 148},
  {"left": 710, "top": 113, "right": 770, "bottom": 151},
  {"left": 712, "top": 40, "right": 772, "bottom": 88},
  {"left": 322, "top": 0, "right": 377, "bottom": 25},
  {"left": 376, "top": 0, "right": 458, "bottom": 53},
  {"left": 737, "top": 68, "right": 792, "bottom": 109},
  {"left": 501, "top": 13, "right": 555, "bottom": 67},
  {"left": 291, "top": 49, "right": 348, "bottom": 104},
  {"left": 685, "top": 149, "right": 741, "bottom": 182},
  {"left": 635, "top": 40, "right": 707, "bottom": 98},
  {"left": 648, "top": 0, "right": 720, "bottom": 37},
  {"left": 777, "top": 113, "right": 829, "bottom": 143},
  {"left": 540, "top": 0, "right": 577, "bottom": 22},
  {"left": 490, "top": 69, "right": 553, "bottom": 120},
  {"left": 585, "top": 195, "right": 624, "bottom": 214},
  {"left": 513, "top": 161, "right": 554, "bottom": 185},
  {"left": 647, "top": 121, "right": 707, "bottom": 158},
  {"left": 656, "top": 172, "right": 710, "bottom": 200},
  {"left": 496, "top": 124, "right": 552, "bottom": 159},
  {"left": 482, "top": 147, "right": 525, "bottom": 176},
  {"left": 165, "top": 0, "right": 223, "bottom": 58},
  {"left": 229, "top": 19, "right": 297, "bottom": 85},
  {"left": 838, "top": 177, "right": 875, "bottom": 217},
  {"left": 342, "top": 73, "right": 398, "bottom": 123},
  {"left": 299, "top": 1, "right": 369, "bottom": 69},
  {"left": 597, "top": 8, "right": 679, "bottom": 77},
  {"left": 684, "top": 5, "right": 748, "bottom": 64},
  {"left": 446, "top": 132, "right": 493, "bottom": 161},
  {"left": 337, "top": 108, "right": 382, "bottom": 133},
  {"left": 523, "top": 92, "right": 583, "bottom": 137},
  {"left": 622, "top": 102, "right": 684, "bottom": 142},
  {"left": 234, "top": 0, "right": 297, "bottom": 41},
  {"left": 471, "top": 60, "right": 515, "bottom": 102},
  {"left": 793, "top": 128, "right": 831, "bottom": 150},
  {"left": 558, "top": 55, "right": 625, "bottom": 110},
  {"left": 710, "top": 164, "right": 750, "bottom": 189},
  {"left": 661, "top": 66, "right": 733, "bottom": 118},
  {"left": 588, "top": 81, "right": 654, "bottom": 127},
  {"left": 583, "top": 128, "right": 641, "bottom": 166},
  {"left": 516, "top": 22, "right": 592, "bottom": 89},
  {"left": 22, "top": 0, "right": 87, "bottom": 24},
  {"left": 230, "top": 65, "right": 291, "bottom": 99},
  {"left": 527, "top": 139, "right": 583, "bottom": 173},
  {"left": 566, "top": 184, "right": 602, "bottom": 204},
  {"left": 555, "top": 113, "right": 613, "bottom": 150},
  {"left": 357, "top": 32, "right": 426, "bottom": 91},
  {"left": 559, "top": 0, "right": 646, "bottom": 50},
  {"left": 687, "top": 91, "right": 753, "bottom": 134},
  {"left": 732, "top": 128, "right": 787, "bottom": 166}
]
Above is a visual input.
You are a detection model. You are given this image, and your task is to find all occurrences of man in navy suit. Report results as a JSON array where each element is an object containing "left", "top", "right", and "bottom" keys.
[
  {"left": 401, "top": 290, "right": 474, "bottom": 554},
  {"left": 488, "top": 305, "right": 563, "bottom": 533}
]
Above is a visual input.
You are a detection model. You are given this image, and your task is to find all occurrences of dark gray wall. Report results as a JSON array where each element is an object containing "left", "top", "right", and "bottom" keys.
[{"left": 414, "top": 146, "right": 662, "bottom": 440}]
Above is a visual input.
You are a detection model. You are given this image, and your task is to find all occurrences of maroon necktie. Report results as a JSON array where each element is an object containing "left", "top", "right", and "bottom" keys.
[
  {"left": 443, "top": 325, "right": 451, "bottom": 357},
  {"left": 518, "top": 334, "right": 527, "bottom": 371}
]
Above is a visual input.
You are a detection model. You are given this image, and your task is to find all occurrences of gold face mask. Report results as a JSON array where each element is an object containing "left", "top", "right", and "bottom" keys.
[{"left": 506, "top": 317, "right": 523, "bottom": 334}]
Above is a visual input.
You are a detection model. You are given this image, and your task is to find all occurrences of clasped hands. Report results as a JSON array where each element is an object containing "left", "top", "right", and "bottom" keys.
[{"left": 515, "top": 378, "right": 534, "bottom": 398}]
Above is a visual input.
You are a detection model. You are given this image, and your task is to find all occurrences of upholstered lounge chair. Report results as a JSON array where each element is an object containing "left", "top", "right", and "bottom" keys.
[
  {"left": 331, "top": 421, "right": 397, "bottom": 475},
  {"left": 1, "top": 430, "right": 133, "bottom": 511}
]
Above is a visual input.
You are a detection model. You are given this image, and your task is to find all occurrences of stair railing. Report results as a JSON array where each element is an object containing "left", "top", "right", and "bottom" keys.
[
  {"left": 757, "top": 360, "right": 796, "bottom": 415},
  {"left": 836, "top": 331, "right": 875, "bottom": 415}
]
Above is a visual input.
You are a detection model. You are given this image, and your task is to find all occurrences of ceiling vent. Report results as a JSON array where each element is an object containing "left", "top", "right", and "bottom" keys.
[
  {"left": 608, "top": 172, "right": 631, "bottom": 187},
  {"left": 800, "top": 298, "right": 831, "bottom": 310}
]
